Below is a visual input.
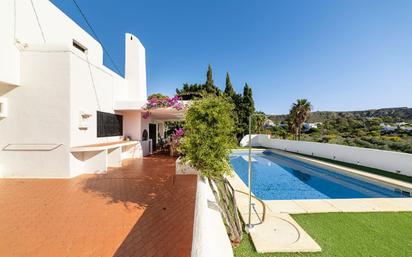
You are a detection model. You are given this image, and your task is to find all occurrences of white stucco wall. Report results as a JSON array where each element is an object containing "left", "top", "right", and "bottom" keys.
[
  {"left": 239, "top": 134, "right": 261, "bottom": 148},
  {"left": 0, "top": 51, "right": 71, "bottom": 177},
  {"left": 0, "top": 0, "right": 148, "bottom": 177},
  {"left": 0, "top": 0, "right": 20, "bottom": 86},
  {"left": 122, "top": 111, "right": 142, "bottom": 141},
  {"left": 14, "top": 0, "right": 103, "bottom": 64},
  {"left": 191, "top": 176, "right": 234, "bottom": 257},
  {"left": 69, "top": 50, "right": 126, "bottom": 147},
  {"left": 244, "top": 134, "right": 412, "bottom": 177}
]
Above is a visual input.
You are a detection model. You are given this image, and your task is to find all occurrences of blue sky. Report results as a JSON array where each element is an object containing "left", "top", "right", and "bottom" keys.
[{"left": 52, "top": 0, "right": 412, "bottom": 114}]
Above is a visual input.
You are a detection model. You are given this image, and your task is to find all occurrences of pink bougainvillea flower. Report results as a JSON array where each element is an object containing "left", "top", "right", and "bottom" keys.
[
  {"left": 142, "top": 95, "right": 185, "bottom": 119},
  {"left": 174, "top": 127, "right": 184, "bottom": 137},
  {"left": 142, "top": 111, "right": 150, "bottom": 119}
]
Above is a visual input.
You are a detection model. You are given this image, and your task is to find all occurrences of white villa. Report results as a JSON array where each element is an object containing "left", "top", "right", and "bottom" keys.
[
  {"left": 302, "top": 122, "right": 320, "bottom": 132},
  {"left": 0, "top": 0, "right": 184, "bottom": 178},
  {"left": 380, "top": 122, "right": 412, "bottom": 132}
]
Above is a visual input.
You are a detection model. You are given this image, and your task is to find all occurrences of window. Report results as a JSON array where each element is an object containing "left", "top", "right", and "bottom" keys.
[
  {"left": 73, "top": 40, "right": 87, "bottom": 53},
  {"left": 97, "top": 111, "right": 123, "bottom": 137}
]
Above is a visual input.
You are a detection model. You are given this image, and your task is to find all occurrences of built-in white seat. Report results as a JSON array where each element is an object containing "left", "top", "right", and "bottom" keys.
[
  {"left": 70, "top": 141, "right": 138, "bottom": 152},
  {"left": 70, "top": 141, "right": 139, "bottom": 176}
]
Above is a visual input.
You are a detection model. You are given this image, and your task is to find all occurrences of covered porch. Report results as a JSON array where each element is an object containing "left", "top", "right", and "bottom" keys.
[
  {"left": 144, "top": 107, "right": 186, "bottom": 155},
  {"left": 68, "top": 101, "right": 187, "bottom": 178},
  {"left": 117, "top": 102, "right": 186, "bottom": 156}
]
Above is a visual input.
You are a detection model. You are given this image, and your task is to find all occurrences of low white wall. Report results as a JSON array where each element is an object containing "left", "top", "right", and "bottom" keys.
[
  {"left": 69, "top": 143, "right": 142, "bottom": 178},
  {"left": 239, "top": 134, "right": 260, "bottom": 148},
  {"left": 122, "top": 143, "right": 143, "bottom": 159},
  {"left": 176, "top": 158, "right": 198, "bottom": 175},
  {"left": 191, "top": 176, "right": 233, "bottom": 257},
  {"left": 245, "top": 134, "right": 412, "bottom": 177}
]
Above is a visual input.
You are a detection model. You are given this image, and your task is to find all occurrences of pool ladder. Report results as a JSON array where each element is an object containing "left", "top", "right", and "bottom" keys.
[{"left": 225, "top": 179, "right": 267, "bottom": 225}]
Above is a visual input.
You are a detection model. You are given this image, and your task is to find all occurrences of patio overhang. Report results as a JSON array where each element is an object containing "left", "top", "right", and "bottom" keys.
[
  {"left": 114, "top": 100, "right": 189, "bottom": 121},
  {"left": 149, "top": 107, "right": 186, "bottom": 121}
]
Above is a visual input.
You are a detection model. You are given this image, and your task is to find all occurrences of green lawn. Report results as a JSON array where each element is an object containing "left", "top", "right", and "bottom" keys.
[{"left": 234, "top": 212, "right": 412, "bottom": 257}]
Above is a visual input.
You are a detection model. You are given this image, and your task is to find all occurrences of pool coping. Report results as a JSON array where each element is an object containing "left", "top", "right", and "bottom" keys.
[
  {"left": 227, "top": 172, "right": 322, "bottom": 253},
  {"left": 228, "top": 150, "right": 412, "bottom": 253},
  {"left": 267, "top": 149, "right": 412, "bottom": 194}
]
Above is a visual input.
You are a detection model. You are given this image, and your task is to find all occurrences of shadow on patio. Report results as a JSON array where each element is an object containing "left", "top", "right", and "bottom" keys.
[{"left": 81, "top": 154, "right": 197, "bottom": 257}]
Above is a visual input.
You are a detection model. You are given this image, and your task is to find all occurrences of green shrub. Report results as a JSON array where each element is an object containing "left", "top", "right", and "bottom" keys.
[
  {"left": 179, "top": 97, "right": 243, "bottom": 243},
  {"left": 180, "top": 97, "right": 236, "bottom": 179}
]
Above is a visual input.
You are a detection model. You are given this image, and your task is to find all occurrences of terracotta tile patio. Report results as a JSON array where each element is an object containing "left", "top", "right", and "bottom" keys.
[{"left": 0, "top": 155, "right": 197, "bottom": 257}]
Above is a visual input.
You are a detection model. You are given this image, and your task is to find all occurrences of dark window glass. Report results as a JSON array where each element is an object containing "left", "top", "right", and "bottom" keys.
[
  {"left": 73, "top": 40, "right": 87, "bottom": 53},
  {"left": 97, "top": 111, "right": 123, "bottom": 137}
]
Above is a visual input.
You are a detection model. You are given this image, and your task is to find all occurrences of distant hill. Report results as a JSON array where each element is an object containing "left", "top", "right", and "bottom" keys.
[{"left": 268, "top": 107, "right": 412, "bottom": 123}]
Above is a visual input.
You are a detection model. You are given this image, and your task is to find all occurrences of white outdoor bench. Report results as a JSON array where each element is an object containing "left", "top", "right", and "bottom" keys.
[{"left": 70, "top": 141, "right": 140, "bottom": 175}]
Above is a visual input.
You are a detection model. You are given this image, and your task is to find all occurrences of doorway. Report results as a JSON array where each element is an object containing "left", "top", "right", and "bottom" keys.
[{"left": 149, "top": 123, "right": 157, "bottom": 150}]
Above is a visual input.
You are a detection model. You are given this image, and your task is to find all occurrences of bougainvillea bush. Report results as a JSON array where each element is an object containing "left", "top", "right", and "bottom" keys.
[{"left": 143, "top": 95, "right": 185, "bottom": 119}]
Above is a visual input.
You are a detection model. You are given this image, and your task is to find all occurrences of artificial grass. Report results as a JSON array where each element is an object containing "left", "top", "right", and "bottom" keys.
[
  {"left": 296, "top": 153, "right": 412, "bottom": 183},
  {"left": 234, "top": 212, "right": 412, "bottom": 257}
]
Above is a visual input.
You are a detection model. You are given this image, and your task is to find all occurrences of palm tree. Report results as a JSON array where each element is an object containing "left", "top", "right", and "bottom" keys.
[
  {"left": 288, "top": 114, "right": 298, "bottom": 140},
  {"left": 289, "top": 99, "right": 312, "bottom": 140}
]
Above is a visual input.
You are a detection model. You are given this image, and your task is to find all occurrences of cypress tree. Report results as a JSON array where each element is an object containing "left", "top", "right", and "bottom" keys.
[
  {"left": 204, "top": 64, "right": 216, "bottom": 95},
  {"left": 243, "top": 83, "right": 255, "bottom": 114},
  {"left": 224, "top": 72, "right": 241, "bottom": 138},
  {"left": 237, "top": 83, "right": 255, "bottom": 137},
  {"left": 224, "top": 72, "right": 236, "bottom": 97}
]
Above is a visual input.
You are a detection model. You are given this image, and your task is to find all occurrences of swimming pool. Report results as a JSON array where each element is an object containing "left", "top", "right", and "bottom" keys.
[{"left": 230, "top": 150, "right": 410, "bottom": 200}]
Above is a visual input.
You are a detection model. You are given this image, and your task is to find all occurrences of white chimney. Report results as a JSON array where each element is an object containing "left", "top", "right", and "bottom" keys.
[{"left": 125, "top": 33, "right": 147, "bottom": 102}]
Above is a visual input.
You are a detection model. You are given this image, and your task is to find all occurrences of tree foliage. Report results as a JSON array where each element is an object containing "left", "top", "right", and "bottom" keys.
[
  {"left": 180, "top": 97, "right": 236, "bottom": 179},
  {"left": 252, "top": 111, "right": 266, "bottom": 134},
  {"left": 224, "top": 72, "right": 236, "bottom": 97},
  {"left": 176, "top": 65, "right": 221, "bottom": 100},
  {"left": 268, "top": 107, "right": 412, "bottom": 124},
  {"left": 176, "top": 83, "right": 205, "bottom": 100},
  {"left": 289, "top": 99, "right": 312, "bottom": 140},
  {"left": 270, "top": 107, "right": 412, "bottom": 154},
  {"left": 180, "top": 97, "right": 242, "bottom": 243},
  {"left": 238, "top": 83, "right": 255, "bottom": 136},
  {"left": 204, "top": 64, "right": 220, "bottom": 95},
  {"left": 147, "top": 93, "right": 168, "bottom": 100},
  {"left": 176, "top": 66, "right": 256, "bottom": 140},
  {"left": 242, "top": 83, "right": 255, "bottom": 115}
]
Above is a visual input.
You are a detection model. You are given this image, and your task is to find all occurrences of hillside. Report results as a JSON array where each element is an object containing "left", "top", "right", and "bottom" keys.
[{"left": 268, "top": 107, "right": 412, "bottom": 123}]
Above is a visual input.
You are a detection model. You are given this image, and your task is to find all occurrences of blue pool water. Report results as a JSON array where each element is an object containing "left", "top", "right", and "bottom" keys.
[{"left": 230, "top": 151, "right": 410, "bottom": 200}]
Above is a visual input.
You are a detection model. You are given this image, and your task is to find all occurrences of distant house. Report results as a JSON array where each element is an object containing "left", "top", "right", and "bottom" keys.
[
  {"left": 396, "top": 122, "right": 408, "bottom": 127},
  {"left": 380, "top": 123, "right": 397, "bottom": 132},
  {"left": 380, "top": 122, "right": 412, "bottom": 132},
  {"left": 263, "top": 119, "right": 276, "bottom": 128},
  {"left": 400, "top": 126, "right": 412, "bottom": 132},
  {"left": 273, "top": 123, "right": 288, "bottom": 128},
  {"left": 302, "top": 122, "right": 321, "bottom": 132}
]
